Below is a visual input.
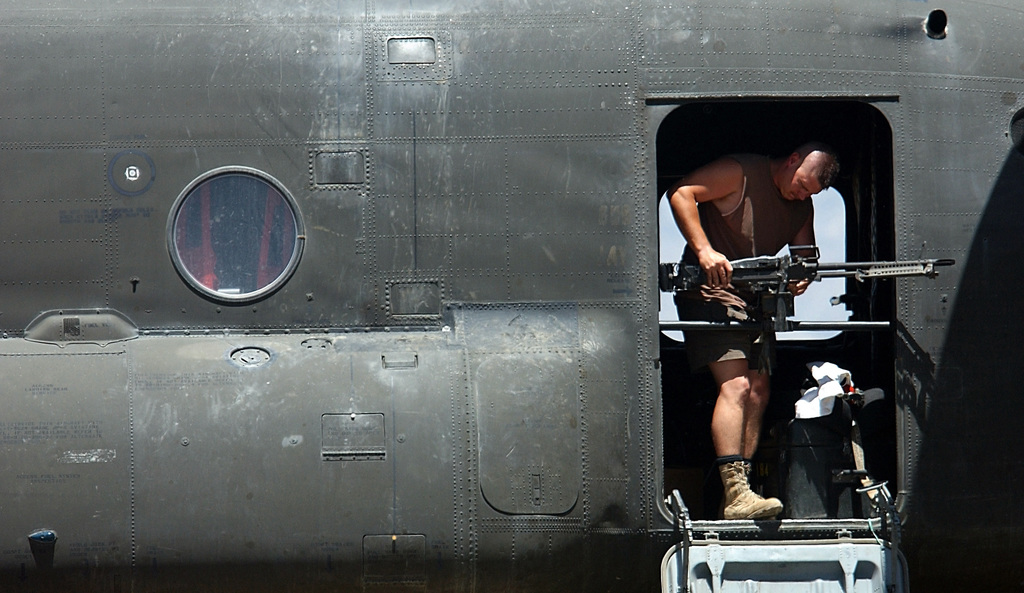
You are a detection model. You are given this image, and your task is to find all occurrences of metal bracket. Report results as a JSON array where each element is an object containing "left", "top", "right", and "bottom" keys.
[{"left": 668, "top": 490, "right": 693, "bottom": 593}]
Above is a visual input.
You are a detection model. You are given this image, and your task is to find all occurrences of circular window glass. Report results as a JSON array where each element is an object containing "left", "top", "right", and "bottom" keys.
[{"left": 169, "top": 168, "right": 303, "bottom": 302}]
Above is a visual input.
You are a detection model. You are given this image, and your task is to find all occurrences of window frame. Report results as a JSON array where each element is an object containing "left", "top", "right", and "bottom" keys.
[{"left": 166, "top": 166, "right": 305, "bottom": 304}]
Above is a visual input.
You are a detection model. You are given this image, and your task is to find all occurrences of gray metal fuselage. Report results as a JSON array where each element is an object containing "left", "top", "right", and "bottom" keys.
[{"left": 0, "top": 1, "right": 1019, "bottom": 591}]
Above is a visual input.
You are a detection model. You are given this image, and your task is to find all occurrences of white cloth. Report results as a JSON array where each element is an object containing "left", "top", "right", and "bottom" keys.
[{"left": 794, "top": 361, "right": 852, "bottom": 419}]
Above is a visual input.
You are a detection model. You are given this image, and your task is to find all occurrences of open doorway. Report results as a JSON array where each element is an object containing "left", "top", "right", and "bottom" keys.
[{"left": 655, "top": 100, "right": 897, "bottom": 520}]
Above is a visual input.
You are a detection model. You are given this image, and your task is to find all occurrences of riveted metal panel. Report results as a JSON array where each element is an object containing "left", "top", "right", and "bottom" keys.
[
  {"left": 0, "top": 343, "right": 130, "bottom": 569},
  {"left": 457, "top": 304, "right": 582, "bottom": 515}
]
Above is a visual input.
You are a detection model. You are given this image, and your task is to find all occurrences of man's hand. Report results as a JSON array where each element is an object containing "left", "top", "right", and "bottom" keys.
[
  {"left": 787, "top": 279, "right": 811, "bottom": 296},
  {"left": 698, "top": 247, "right": 733, "bottom": 288}
]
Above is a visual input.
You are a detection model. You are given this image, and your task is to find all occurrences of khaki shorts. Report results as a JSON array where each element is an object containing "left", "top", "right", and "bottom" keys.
[{"left": 675, "top": 296, "right": 762, "bottom": 372}]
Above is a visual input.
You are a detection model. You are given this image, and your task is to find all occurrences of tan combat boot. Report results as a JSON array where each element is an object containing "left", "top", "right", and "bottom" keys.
[{"left": 718, "top": 461, "right": 783, "bottom": 520}]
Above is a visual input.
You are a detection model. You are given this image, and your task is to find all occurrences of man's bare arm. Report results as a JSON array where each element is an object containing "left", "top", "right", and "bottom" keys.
[{"left": 667, "top": 157, "right": 745, "bottom": 288}]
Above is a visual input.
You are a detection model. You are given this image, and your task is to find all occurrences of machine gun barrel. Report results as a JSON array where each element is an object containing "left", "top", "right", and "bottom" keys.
[{"left": 813, "top": 258, "right": 956, "bottom": 280}]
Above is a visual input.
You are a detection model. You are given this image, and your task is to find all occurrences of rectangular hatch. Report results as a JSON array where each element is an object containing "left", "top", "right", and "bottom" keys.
[{"left": 321, "top": 413, "right": 386, "bottom": 461}]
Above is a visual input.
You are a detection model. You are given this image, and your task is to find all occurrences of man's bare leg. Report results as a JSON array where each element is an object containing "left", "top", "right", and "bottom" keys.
[
  {"left": 708, "top": 359, "right": 751, "bottom": 457},
  {"left": 741, "top": 369, "right": 771, "bottom": 459},
  {"left": 708, "top": 359, "right": 782, "bottom": 519}
]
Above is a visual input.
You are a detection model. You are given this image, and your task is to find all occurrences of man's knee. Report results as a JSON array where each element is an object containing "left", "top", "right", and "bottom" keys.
[{"left": 717, "top": 374, "right": 752, "bottom": 405}]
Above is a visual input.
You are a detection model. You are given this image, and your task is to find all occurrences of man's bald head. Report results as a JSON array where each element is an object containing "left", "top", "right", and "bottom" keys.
[{"left": 793, "top": 142, "right": 840, "bottom": 189}]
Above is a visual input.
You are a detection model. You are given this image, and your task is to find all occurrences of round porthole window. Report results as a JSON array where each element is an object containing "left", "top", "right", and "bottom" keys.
[{"left": 168, "top": 167, "right": 304, "bottom": 302}]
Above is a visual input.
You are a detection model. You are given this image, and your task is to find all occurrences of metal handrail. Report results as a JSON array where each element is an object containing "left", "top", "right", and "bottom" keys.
[{"left": 659, "top": 320, "right": 891, "bottom": 332}]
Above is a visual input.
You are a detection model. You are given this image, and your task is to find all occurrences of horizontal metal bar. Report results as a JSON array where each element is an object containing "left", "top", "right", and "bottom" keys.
[
  {"left": 792, "top": 321, "right": 891, "bottom": 331},
  {"left": 659, "top": 321, "right": 891, "bottom": 332},
  {"left": 688, "top": 517, "right": 885, "bottom": 536}
]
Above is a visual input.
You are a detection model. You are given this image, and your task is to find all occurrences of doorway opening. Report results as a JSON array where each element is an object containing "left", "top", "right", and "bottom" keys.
[{"left": 655, "top": 100, "right": 897, "bottom": 520}]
